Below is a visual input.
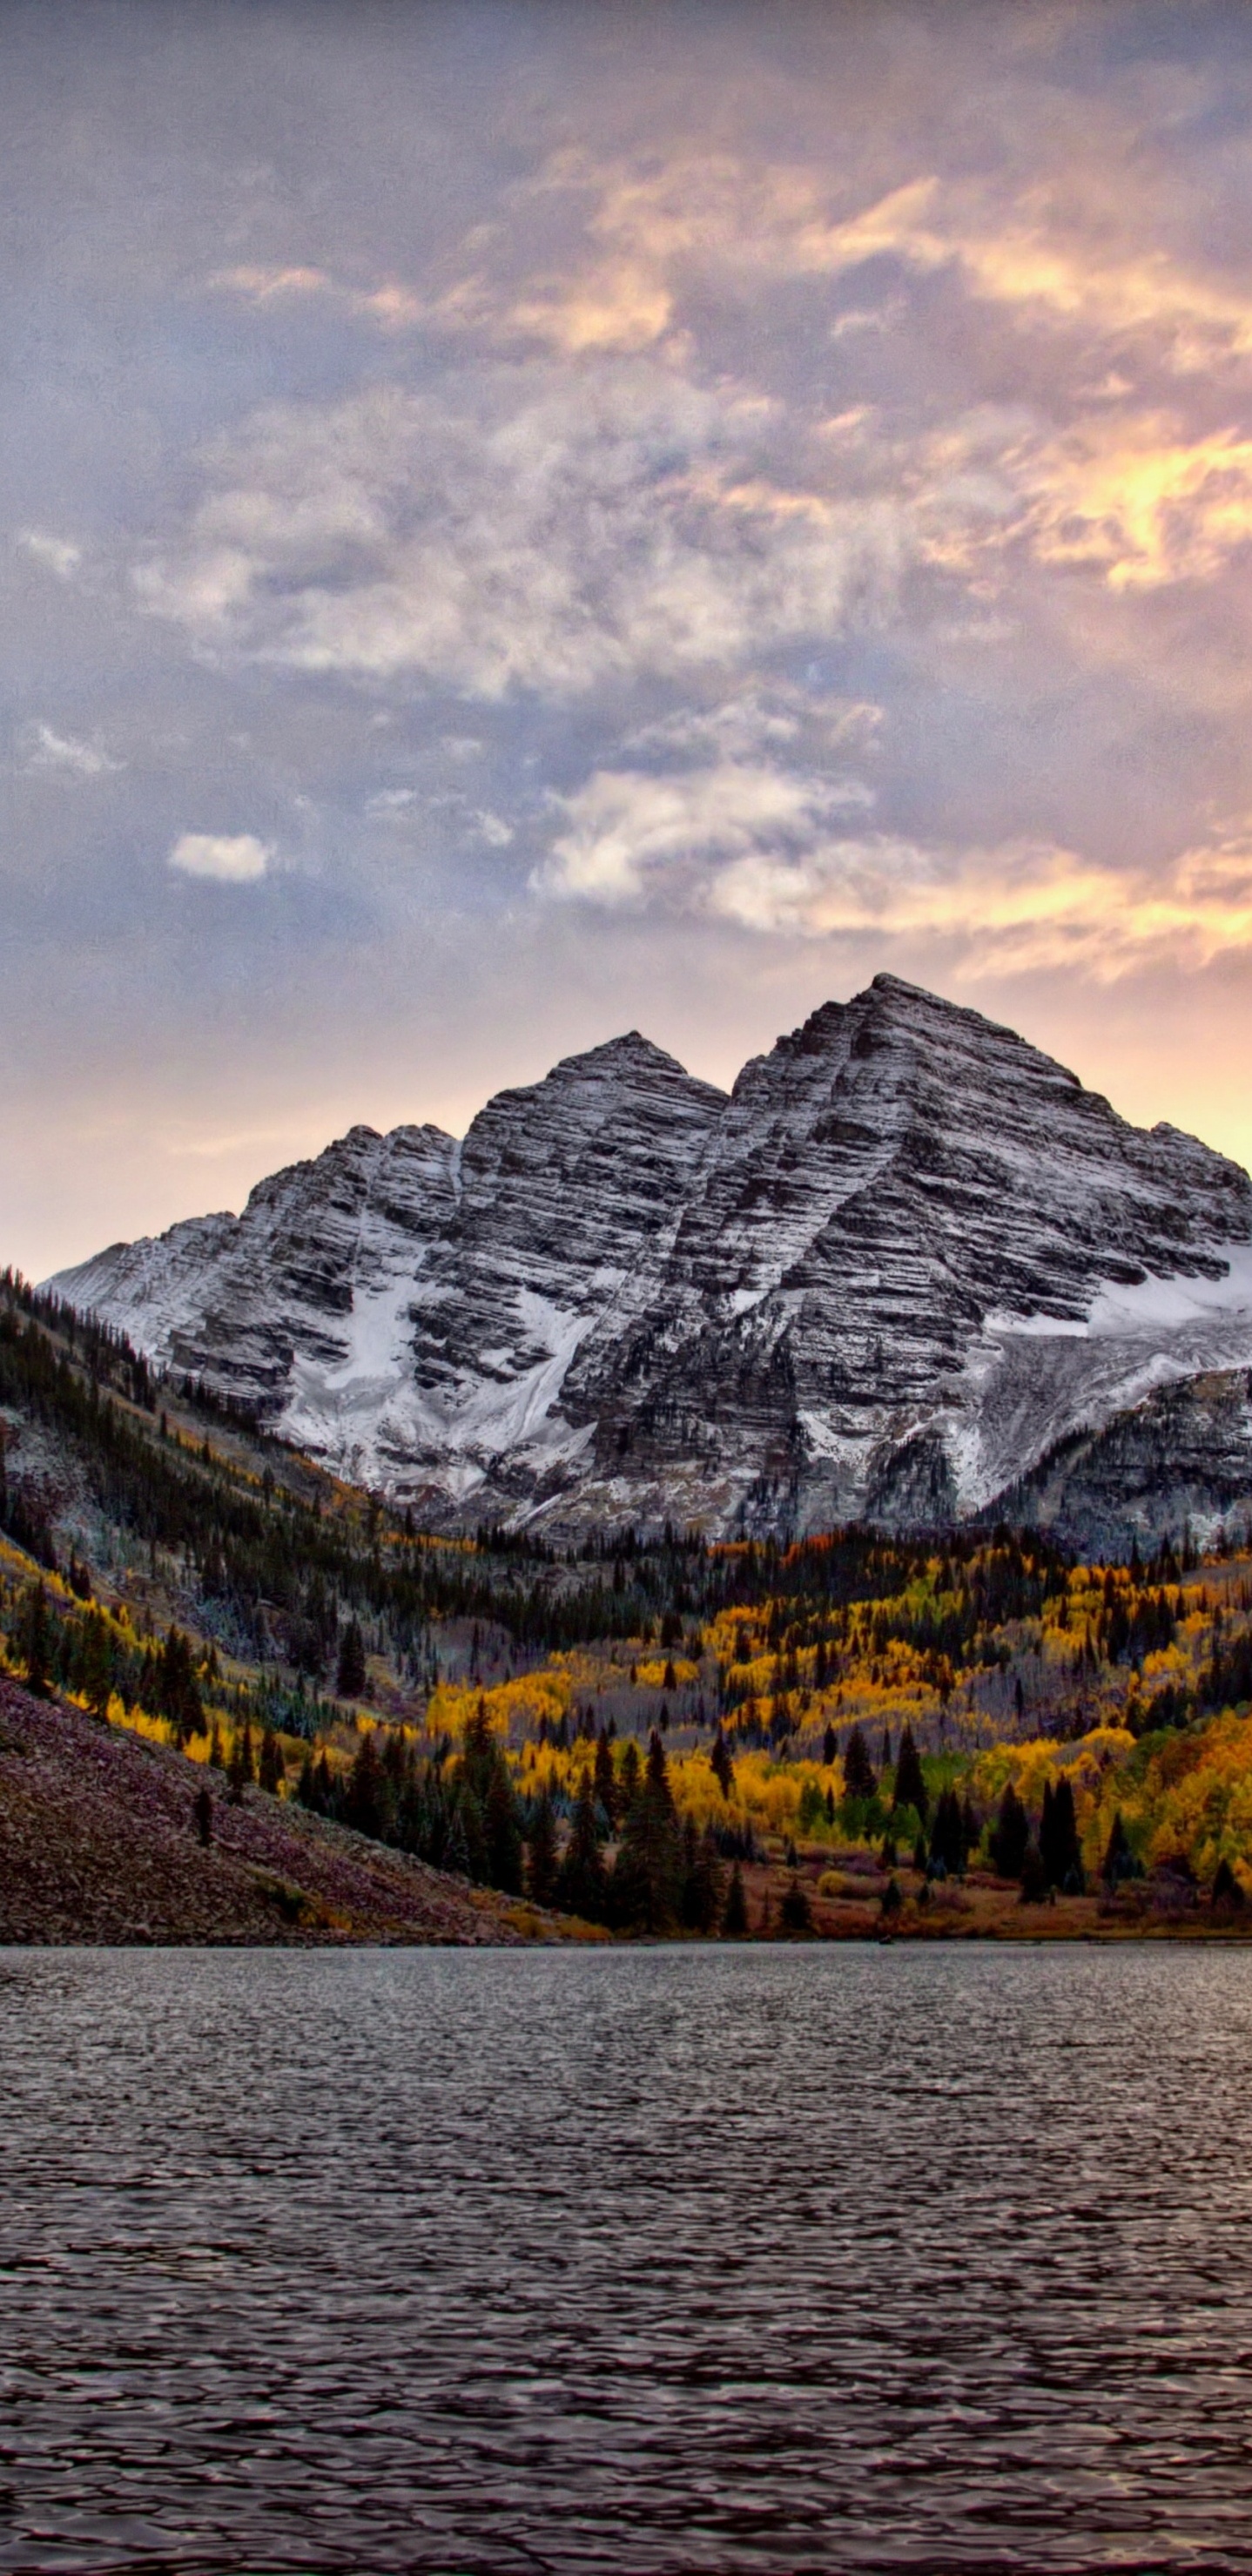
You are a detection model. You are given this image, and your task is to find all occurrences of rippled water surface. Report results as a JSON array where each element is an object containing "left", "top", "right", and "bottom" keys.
[{"left": 4, "top": 1945, "right": 1252, "bottom": 2573}]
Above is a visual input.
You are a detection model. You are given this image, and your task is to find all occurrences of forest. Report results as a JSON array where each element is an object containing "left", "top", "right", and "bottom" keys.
[{"left": 3, "top": 1267, "right": 1252, "bottom": 1939}]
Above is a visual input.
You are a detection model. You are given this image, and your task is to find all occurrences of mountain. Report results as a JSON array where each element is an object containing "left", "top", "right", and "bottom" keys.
[{"left": 48, "top": 976, "right": 1252, "bottom": 1542}]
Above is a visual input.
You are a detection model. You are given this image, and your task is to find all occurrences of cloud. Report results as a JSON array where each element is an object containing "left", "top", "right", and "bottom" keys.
[
  {"left": 537, "top": 761, "right": 873, "bottom": 906},
  {"left": 210, "top": 263, "right": 422, "bottom": 331},
  {"left": 1023, "top": 416, "right": 1252, "bottom": 590},
  {"left": 168, "top": 831, "right": 272, "bottom": 882},
  {"left": 18, "top": 530, "right": 82, "bottom": 581},
  {"left": 19, "top": 721, "right": 123, "bottom": 777},
  {"left": 511, "top": 151, "right": 1252, "bottom": 380},
  {"left": 623, "top": 684, "right": 883, "bottom": 762},
  {"left": 536, "top": 752, "right": 1252, "bottom": 980},
  {"left": 132, "top": 372, "right": 910, "bottom": 697}
]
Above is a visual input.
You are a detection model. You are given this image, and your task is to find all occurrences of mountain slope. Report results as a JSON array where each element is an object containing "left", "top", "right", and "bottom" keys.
[
  {"left": 49, "top": 977, "right": 1252, "bottom": 1538},
  {"left": 0, "top": 1676, "right": 525, "bottom": 1945}
]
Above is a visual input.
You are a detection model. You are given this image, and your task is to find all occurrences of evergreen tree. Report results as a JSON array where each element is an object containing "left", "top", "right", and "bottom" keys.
[
  {"left": 336, "top": 1615, "right": 367, "bottom": 1698},
  {"left": 843, "top": 1722, "right": 877, "bottom": 1799},
  {"left": 1040, "top": 1775, "right": 1082, "bottom": 1889},
  {"left": 709, "top": 1727, "right": 735, "bottom": 1799},
  {"left": 347, "top": 1727, "right": 390, "bottom": 1838},
  {"left": 1213, "top": 1856, "right": 1245, "bottom": 1910},
  {"left": 892, "top": 1723, "right": 927, "bottom": 1823},
  {"left": 722, "top": 1860, "right": 748, "bottom": 1937},
  {"left": 17, "top": 1580, "right": 53, "bottom": 1696},
  {"left": 610, "top": 1730, "right": 683, "bottom": 1931},
  {"left": 1020, "top": 1841, "right": 1048, "bottom": 1901},
  {"left": 822, "top": 1722, "right": 838, "bottom": 1767},
  {"left": 556, "top": 1768, "right": 607, "bottom": 1920},
  {"left": 1101, "top": 1810, "right": 1138, "bottom": 1888},
  {"left": 526, "top": 1786, "right": 559, "bottom": 1906},
  {"left": 779, "top": 1872, "right": 812, "bottom": 1933},
  {"left": 681, "top": 1821, "right": 724, "bottom": 1932},
  {"left": 618, "top": 1738, "right": 642, "bottom": 1815},
  {"left": 593, "top": 1725, "right": 618, "bottom": 1831},
  {"left": 80, "top": 1609, "right": 113, "bottom": 1721},
  {"left": 990, "top": 1782, "right": 1030, "bottom": 1878},
  {"left": 929, "top": 1786, "right": 965, "bottom": 1876},
  {"left": 259, "top": 1724, "right": 285, "bottom": 1795},
  {"left": 485, "top": 1760, "right": 523, "bottom": 1894}
]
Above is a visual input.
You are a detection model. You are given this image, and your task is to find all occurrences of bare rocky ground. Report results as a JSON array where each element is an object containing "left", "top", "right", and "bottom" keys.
[{"left": 0, "top": 1678, "right": 535, "bottom": 1945}]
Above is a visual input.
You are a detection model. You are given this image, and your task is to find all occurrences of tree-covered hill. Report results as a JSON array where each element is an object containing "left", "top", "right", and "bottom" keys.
[{"left": 4, "top": 1268, "right": 1252, "bottom": 1942}]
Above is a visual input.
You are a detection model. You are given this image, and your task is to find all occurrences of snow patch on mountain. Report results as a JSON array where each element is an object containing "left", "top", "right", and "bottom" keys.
[{"left": 47, "top": 978, "right": 1252, "bottom": 1534}]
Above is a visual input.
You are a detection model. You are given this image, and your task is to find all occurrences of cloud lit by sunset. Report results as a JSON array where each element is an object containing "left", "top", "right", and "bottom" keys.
[{"left": 3, "top": 2, "right": 1251, "bottom": 1275}]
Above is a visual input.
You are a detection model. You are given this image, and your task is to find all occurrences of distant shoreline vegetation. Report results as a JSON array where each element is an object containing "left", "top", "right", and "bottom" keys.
[{"left": 3, "top": 1268, "right": 1252, "bottom": 1944}]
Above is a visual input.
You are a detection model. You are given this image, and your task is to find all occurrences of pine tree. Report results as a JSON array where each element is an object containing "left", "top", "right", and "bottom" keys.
[
  {"left": 527, "top": 1787, "right": 559, "bottom": 1906},
  {"left": 722, "top": 1860, "right": 748, "bottom": 1937},
  {"left": 17, "top": 1580, "right": 53, "bottom": 1696},
  {"left": 1102, "top": 1810, "right": 1136, "bottom": 1888},
  {"left": 1042, "top": 1775, "right": 1082, "bottom": 1890},
  {"left": 990, "top": 1782, "right": 1029, "bottom": 1878},
  {"left": 259, "top": 1724, "right": 285, "bottom": 1795},
  {"left": 779, "top": 1872, "right": 812, "bottom": 1933},
  {"left": 336, "top": 1615, "right": 367, "bottom": 1698},
  {"left": 843, "top": 1723, "right": 877, "bottom": 1799},
  {"left": 556, "top": 1768, "right": 607, "bottom": 1921},
  {"left": 593, "top": 1725, "right": 618, "bottom": 1831},
  {"left": 347, "top": 1728, "right": 386, "bottom": 1838},
  {"left": 892, "top": 1723, "right": 928, "bottom": 1824},
  {"left": 1213, "top": 1857, "right": 1244, "bottom": 1911},
  {"left": 610, "top": 1730, "right": 683, "bottom": 1931},
  {"left": 618, "top": 1738, "right": 642, "bottom": 1816},
  {"left": 710, "top": 1727, "right": 735, "bottom": 1799},
  {"left": 682, "top": 1821, "right": 724, "bottom": 1932},
  {"left": 929, "top": 1787, "right": 965, "bottom": 1876},
  {"left": 80, "top": 1609, "right": 113, "bottom": 1721},
  {"left": 485, "top": 1760, "right": 523, "bottom": 1894}
]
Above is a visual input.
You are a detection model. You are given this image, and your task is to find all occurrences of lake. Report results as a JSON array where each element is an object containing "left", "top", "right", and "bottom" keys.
[{"left": 3, "top": 1943, "right": 1252, "bottom": 2572}]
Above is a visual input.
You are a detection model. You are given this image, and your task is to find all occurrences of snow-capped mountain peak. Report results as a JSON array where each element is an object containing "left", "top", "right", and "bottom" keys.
[{"left": 48, "top": 981, "right": 1252, "bottom": 1539}]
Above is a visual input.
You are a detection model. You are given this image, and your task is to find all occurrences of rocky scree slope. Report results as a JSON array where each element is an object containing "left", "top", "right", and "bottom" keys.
[
  {"left": 0, "top": 1676, "right": 527, "bottom": 1945},
  {"left": 49, "top": 979, "right": 1252, "bottom": 1539}
]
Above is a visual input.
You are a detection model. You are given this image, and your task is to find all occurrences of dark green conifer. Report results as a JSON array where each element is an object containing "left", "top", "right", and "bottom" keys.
[
  {"left": 556, "top": 1768, "right": 607, "bottom": 1920},
  {"left": 526, "top": 1786, "right": 559, "bottom": 1906},
  {"left": 336, "top": 1615, "right": 367, "bottom": 1698},
  {"left": 593, "top": 1725, "right": 618, "bottom": 1830},
  {"left": 722, "top": 1860, "right": 748, "bottom": 1937},
  {"left": 990, "top": 1782, "right": 1029, "bottom": 1878},
  {"left": 892, "top": 1722, "right": 927, "bottom": 1823},
  {"left": 843, "top": 1722, "right": 876, "bottom": 1799},
  {"left": 610, "top": 1729, "right": 683, "bottom": 1931},
  {"left": 710, "top": 1727, "right": 735, "bottom": 1799},
  {"left": 779, "top": 1872, "right": 811, "bottom": 1933}
]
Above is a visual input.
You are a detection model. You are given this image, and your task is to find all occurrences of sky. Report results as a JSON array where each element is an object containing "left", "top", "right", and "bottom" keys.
[{"left": 4, "top": 0, "right": 1252, "bottom": 1279}]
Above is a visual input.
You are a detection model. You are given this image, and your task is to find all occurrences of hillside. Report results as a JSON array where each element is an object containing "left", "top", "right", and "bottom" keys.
[
  {"left": 4, "top": 1272, "right": 1252, "bottom": 1942},
  {"left": 49, "top": 977, "right": 1252, "bottom": 1544},
  {"left": 0, "top": 1675, "right": 525, "bottom": 1945}
]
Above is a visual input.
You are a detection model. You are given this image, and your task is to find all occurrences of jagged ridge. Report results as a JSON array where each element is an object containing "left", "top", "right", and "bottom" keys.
[{"left": 48, "top": 977, "right": 1252, "bottom": 1540}]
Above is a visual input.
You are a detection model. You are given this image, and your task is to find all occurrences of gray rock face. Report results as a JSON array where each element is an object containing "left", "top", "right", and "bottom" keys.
[
  {"left": 48, "top": 976, "right": 1252, "bottom": 1537},
  {"left": 994, "top": 1370, "right": 1252, "bottom": 1561}
]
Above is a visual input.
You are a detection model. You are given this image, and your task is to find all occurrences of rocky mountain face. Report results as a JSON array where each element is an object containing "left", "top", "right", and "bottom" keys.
[{"left": 48, "top": 976, "right": 1252, "bottom": 1542}]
